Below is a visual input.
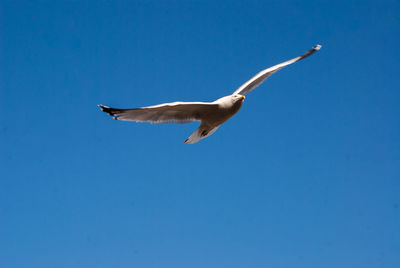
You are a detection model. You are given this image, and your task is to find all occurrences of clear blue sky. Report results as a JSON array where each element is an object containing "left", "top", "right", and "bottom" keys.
[{"left": 1, "top": 1, "right": 399, "bottom": 267}]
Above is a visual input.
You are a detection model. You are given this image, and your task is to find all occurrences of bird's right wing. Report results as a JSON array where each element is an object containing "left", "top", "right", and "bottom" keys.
[
  {"left": 99, "top": 101, "right": 218, "bottom": 124},
  {"left": 233, "top": 44, "right": 321, "bottom": 96}
]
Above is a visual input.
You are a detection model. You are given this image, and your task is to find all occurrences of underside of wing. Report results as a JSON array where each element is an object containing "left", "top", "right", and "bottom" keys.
[
  {"left": 233, "top": 44, "right": 321, "bottom": 96},
  {"left": 98, "top": 101, "right": 218, "bottom": 124}
]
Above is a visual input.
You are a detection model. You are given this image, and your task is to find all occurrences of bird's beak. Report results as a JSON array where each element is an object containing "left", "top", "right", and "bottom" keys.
[{"left": 240, "top": 95, "right": 245, "bottom": 101}]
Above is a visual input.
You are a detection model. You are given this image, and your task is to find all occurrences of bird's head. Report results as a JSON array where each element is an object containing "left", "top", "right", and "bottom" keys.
[
  {"left": 214, "top": 94, "right": 245, "bottom": 108},
  {"left": 232, "top": 94, "right": 245, "bottom": 104}
]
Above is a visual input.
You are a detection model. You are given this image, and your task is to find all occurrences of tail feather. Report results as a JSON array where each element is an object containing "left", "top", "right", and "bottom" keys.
[{"left": 184, "top": 125, "right": 219, "bottom": 144}]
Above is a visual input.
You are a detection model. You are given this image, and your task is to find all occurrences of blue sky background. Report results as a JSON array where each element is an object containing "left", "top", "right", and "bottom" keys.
[{"left": 1, "top": 1, "right": 399, "bottom": 267}]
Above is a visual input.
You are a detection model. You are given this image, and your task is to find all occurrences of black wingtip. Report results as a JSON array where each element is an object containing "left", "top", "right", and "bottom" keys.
[
  {"left": 98, "top": 104, "right": 118, "bottom": 117},
  {"left": 98, "top": 104, "right": 107, "bottom": 111}
]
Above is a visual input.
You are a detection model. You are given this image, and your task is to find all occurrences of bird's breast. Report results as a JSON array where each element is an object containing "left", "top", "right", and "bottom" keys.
[{"left": 208, "top": 101, "right": 243, "bottom": 126}]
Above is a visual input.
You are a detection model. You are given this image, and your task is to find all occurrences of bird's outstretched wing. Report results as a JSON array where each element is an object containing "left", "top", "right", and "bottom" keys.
[
  {"left": 99, "top": 102, "right": 218, "bottom": 124},
  {"left": 233, "top": 44, "right": 321, "bottom": 96}
]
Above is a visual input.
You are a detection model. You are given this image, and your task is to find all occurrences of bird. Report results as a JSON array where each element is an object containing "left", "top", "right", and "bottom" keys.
[{"left": 99, "top": 44, "right": 321, "bottom": 144}]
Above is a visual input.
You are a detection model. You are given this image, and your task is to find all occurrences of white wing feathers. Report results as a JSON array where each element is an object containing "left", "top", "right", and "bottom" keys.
[
  {"left": 233, "top": 44, "right": 321, "bottom": 96},
  {"left": 98, "top": 102, "right": 218, "bottom": 124}
]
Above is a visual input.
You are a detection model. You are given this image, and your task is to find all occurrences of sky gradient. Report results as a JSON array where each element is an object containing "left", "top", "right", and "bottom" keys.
[{"left": 1, "top": 1, "right": 399, "bottom": 267}]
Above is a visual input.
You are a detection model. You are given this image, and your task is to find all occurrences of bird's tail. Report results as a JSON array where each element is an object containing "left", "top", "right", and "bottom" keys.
[{"left": 184, "top": 125, "right": 219, "bottom": 144}]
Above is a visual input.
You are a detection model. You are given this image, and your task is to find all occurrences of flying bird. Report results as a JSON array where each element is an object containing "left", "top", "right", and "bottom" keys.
[{"left": 99, "top": 44, "right": 321, "bottom": 144}]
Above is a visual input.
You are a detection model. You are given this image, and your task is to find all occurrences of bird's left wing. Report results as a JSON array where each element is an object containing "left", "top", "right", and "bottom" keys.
[
  {"left": 99, "top": 101, "right": 218, "bottom": 124},
  {"left": 233, "top": 44, "right": 321, "bottom": 96}
]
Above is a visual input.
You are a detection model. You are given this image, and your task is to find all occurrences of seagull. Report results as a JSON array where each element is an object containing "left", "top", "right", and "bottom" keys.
[{"left": 99, "top": 44, "right": 321, "bottom": 144}]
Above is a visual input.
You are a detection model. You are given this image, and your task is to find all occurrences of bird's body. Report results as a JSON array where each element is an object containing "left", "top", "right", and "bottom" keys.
[
  {"left": 99, "top": 45, "right": 321, "bottom": 144},
  {"left": 99, "top": 94, "right": 245, "bottom": 143}
]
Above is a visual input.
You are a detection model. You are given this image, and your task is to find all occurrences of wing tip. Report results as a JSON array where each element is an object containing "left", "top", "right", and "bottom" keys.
[
  {"left": 98, "top": 104, "right": 109, "bottom": 111},
  {"left": 98, "top": 104, "right": 118, "bottom": 118},
  {"left": 314, "top": 44, "right": 322, "bottom": 51}
]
